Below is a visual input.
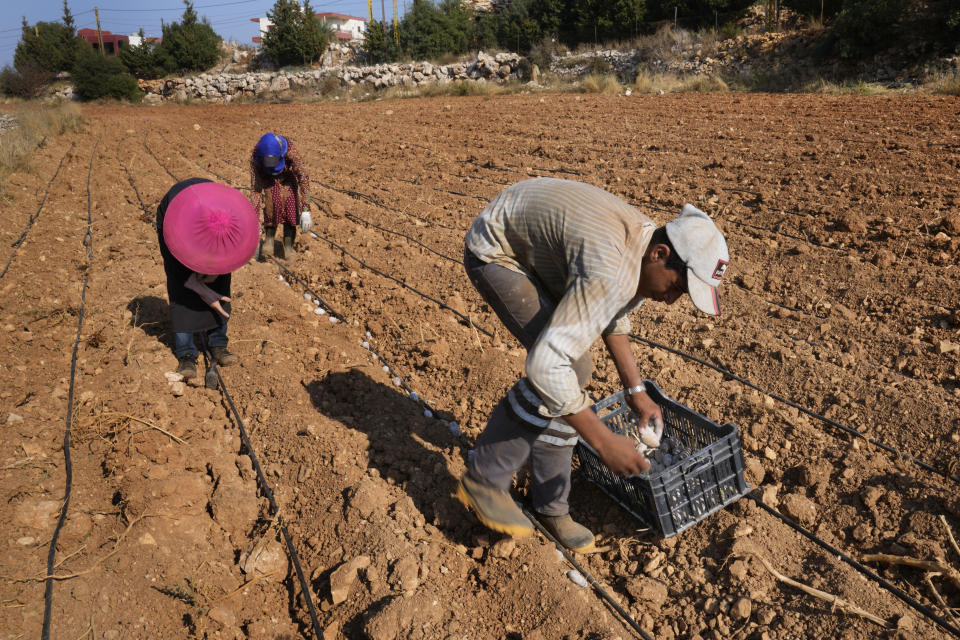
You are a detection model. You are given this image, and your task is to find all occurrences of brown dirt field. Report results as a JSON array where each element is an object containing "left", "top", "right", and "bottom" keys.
[{"left": 1, "top": 93, "right": 959, "bottom": 640}]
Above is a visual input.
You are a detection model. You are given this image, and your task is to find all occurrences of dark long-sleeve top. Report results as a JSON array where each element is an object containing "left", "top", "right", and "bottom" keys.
[{"left": 156, "top": 178, "right": 231, "bottom": 334}]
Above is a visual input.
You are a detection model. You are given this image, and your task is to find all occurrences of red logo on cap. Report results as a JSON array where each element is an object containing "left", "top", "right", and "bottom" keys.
[{"left": 712, "top": 260, "right": 728, "bottom": 280}]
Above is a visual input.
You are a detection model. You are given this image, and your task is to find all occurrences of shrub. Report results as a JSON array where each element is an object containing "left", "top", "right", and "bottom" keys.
[
  {"left": 578, "top": 72, "right": 621, "bottom": 93},
  {"left": 0, "top": 63, "right": 55, "bottom": 98},
  {"left": 527, "top": 37, "right": 568, "bottom": 71},
  {"left": 587, "top": 55, "right": 612, "bottom": 74},
  {"left": 72, "top": 49, "right": 142, "bottom": 101}
]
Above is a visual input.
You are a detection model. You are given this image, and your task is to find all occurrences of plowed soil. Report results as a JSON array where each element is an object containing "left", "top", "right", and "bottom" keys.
[{"left": 1, "top": 93, "right": 959, "bottom": 640}]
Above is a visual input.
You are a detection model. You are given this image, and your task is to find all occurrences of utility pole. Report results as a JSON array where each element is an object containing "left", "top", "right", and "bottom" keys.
[
  {"left": 392, "top": 0, "right": 398, "bottom": 44},
  {"left": 94, "top": 6, "right": 104, "bottom": 55},
  {"left": 367, "top": 0, "right": 373, "bottom": 24},
  {"left": 381, "top": 0, "right": 385, "bottom": 24}
]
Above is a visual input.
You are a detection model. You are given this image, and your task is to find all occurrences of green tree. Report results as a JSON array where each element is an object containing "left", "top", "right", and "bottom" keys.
[
  {"left": 569, "top": 0, "right": 645, "bottom": 44},
  {"left": 13, "top": 7, "right": 87, "bottom": 75},
  {"left": 490, "top": 0, "right": 548, "bottom": 53},
  {"left": 399, "top": 0, "right": 473, "bottom": 60},
  {"left": 119, "top": 29, "right": 164, "bottom": 78},
  {"left": 72, "top": 47, "right": 142, "bottom": 101},
  {"left": 155, "top": 1, "right": 222, "bottom": 73},
  {"left": 781, "top": 0, "right": 842, "bottom": 21},
  {"left": 262, "top": 0, "right": 331, "bottom": 66},
  {"left": 833, "top": 0, "right": 909, "bottom": 58},
  {"left": 364, "top": 19, "right": 402, "bottom": 63}
]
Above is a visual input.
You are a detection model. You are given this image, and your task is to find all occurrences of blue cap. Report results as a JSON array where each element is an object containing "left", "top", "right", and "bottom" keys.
[{"left": 255, "top": 133, "right": 288, "bottom": 175}]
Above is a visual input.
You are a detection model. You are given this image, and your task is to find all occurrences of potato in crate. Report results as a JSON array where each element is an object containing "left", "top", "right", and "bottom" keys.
[{"left": 576, "top": 381, "right": 750, "bottom": 538}]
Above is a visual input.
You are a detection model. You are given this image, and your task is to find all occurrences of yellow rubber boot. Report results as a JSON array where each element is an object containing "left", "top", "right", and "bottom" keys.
[{"left": 456, "top": 474, "right": 533, "bottom": 538}]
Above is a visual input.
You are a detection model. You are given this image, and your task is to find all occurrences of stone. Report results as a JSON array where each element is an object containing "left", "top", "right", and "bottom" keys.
[
  {"left": 703, "top": 596, "right": 719, "bottom": 614},
  {"left": 241, "top": 540, "right": 289, "bottom": 578},
  {"left": 743, "top": 456, "right": 764, "bottom": 486},
  {"left": 330, "top": 555, "right": 371, "bottom": 605},
  {"left": 780, "top": 493, "right": 817, "bottom": 526},
  {"left": 625, "top": 576, "right": 668, "bottom": 607},
  {"left": 760, "top": 484, "right": 779, "bottom": 507},
  {"left": 731, "top": 598, "right": 752, "bottom": 620},
  {"left": 207, "top": 603, "right": 237, "bottom": 627},
  {"left": 389, "top": 555, "right": 419, "bottom": 592},
  {"left": 729, "top": 560, "right": 749, "bottom": 580},
  {"left": 490, "top": 537, "right": 516, "bottom": 558},
  {"left": 15, "top": 499, "right": 61, "bottom": 531}
]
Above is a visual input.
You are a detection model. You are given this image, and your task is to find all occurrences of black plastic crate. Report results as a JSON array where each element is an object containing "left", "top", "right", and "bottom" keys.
[{"left": 575, "top": 381, "right": 750, "bottom": 538}]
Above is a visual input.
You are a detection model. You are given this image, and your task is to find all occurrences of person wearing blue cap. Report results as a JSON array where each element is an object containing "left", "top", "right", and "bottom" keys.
[{"left": 249, "top": 133, "right": 312, "bottom": 260}]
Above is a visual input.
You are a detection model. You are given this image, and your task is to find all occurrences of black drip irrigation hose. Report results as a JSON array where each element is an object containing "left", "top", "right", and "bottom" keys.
[
  {"left": 265, "top": 254, "right": 347, "bottom": 323},
  {"left": 41, "top": 134, "right": 100, "bottom": 640},
  {"left": 628, "top": 333, "right": 959, "bottom": 485},
  {"left": 199, "top": 336, "right": 324, "bottom": 639},
  {"left": 311, "top": 178, "right": 464, "bottom": 232},
  {"left": 1, "top": 143, "right": 74, "bottom": 279},
  {"left": 750, "top": 494, "right": 960, "bottom": 639},
  {"left": 142, "top": 135, "right": 179, "bottom": 182},
  {"left": 115, "top": 137, "right": 154, "bottom": 226},
  {"left": 522, "top": 505, "right": 654, "bottom": 640},
  {"left": 344, "top": 212, "right": 460, "bottom": 264},
  {"left": 309, "top": 230, "right": 493, "bottom": 337},
  {"left": 395, "top": 175, "right": 488, "bottom": 202},
  {"left": 155, "top": 131, "right": 253, "bottom": 191}
]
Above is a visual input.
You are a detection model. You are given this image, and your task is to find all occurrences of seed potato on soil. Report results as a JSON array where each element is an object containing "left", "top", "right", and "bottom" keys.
[{"left": 1, "top": 94, "right": 958, "bottom": 639}]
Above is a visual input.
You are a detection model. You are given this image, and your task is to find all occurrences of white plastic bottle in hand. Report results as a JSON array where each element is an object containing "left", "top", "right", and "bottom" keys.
[{"left": 300, "top": 210, "right": 312, "bottom": 233}]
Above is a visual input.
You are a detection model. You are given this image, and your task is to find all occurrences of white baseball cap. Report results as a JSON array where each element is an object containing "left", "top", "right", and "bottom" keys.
[{"left": 665, "top": 204, "right": 729, "bottom": 316}]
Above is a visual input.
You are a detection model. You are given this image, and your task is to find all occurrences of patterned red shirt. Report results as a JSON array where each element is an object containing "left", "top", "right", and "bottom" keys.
[{"left": 250, "top": 139, "right": 310, "bottom": 227}]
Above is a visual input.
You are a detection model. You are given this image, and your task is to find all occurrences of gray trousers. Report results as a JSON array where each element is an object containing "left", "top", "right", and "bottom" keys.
[{"left": 464, "top": 250, "right": 592, "bottom": 516}]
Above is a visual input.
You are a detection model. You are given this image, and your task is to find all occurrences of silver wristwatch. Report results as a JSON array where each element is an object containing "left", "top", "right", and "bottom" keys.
[{"left": 625, "top": 383, "right": 646, "bottom": 396}]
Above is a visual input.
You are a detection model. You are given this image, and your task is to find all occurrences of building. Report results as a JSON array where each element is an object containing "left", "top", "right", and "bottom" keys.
[
  {"left": 250, "top": 12, "right": 366, "bottom": 45},
  {"left": 127, "top": 33, "right": 161, "bottom": 48},
  {"left": 315, "top": 13, "right": 367, "bottom": 41},
  {"left": 77, "top": 28, "right": 129, "bottom": 55}
]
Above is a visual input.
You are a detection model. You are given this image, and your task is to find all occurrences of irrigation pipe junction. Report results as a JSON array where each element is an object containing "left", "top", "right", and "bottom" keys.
[{"left": 31, "top": 129, "right": 953, "bottom": 637}]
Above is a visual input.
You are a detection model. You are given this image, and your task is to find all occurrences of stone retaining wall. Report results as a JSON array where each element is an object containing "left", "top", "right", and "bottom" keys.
[{"left": 114, "top": 52, "right": 523, "bottom": 104}]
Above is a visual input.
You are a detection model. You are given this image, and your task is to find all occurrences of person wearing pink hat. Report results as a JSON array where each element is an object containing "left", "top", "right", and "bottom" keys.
[
  {"left": 249, "top": 133, "right": 312, "bottom": 260},
  {"left": 157, "top": 178, "right": 260, "bottom": 379}
]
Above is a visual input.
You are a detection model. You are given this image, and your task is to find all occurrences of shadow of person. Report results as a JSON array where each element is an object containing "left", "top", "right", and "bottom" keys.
[
  {"left": 127, "top": 295, "right": 170, "bottom": 346},
  {"left": 305, "top": 369, "right": 479, "bottom": 545}
]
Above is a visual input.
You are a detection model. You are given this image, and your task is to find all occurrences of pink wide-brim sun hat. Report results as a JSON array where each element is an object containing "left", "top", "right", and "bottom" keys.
[{"left": 163, "top": 182, "right": 259, "bottom": 275}]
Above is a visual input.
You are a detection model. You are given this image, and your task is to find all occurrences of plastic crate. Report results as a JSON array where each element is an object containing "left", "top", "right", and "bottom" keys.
[{"left": 575, "top": 381, "right": 750, "bottom": 538}]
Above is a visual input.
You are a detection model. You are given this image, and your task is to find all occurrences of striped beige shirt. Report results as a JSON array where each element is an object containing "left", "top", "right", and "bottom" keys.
[{"left": 466, "top": 178, "right": 655, "bottom": 418}]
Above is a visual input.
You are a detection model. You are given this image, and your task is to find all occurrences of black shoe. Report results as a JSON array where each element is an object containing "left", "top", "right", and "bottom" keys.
[
  {"left": 209, "top": 346, "right": 238, "bottom": 366},
  {"left": 176, "top": 356, "right": 197, "bottom": 380}
]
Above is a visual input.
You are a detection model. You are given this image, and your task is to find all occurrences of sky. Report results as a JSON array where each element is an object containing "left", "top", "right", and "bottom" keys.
[{"left": 1, "top": 0, "right": 399, "bottom": 69}]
